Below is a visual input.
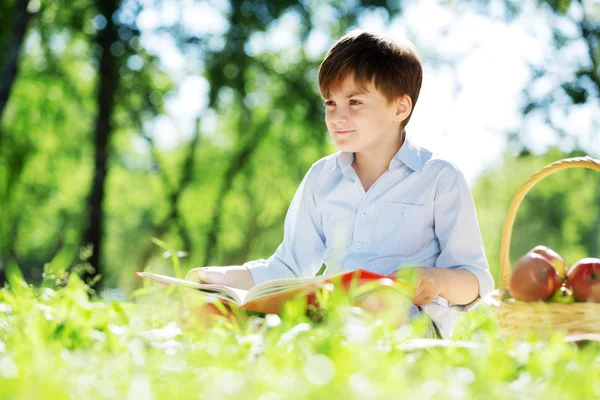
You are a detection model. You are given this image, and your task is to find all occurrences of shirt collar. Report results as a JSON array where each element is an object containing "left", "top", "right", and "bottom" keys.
[
  {"left": 327, "top": 134, "right": 425, "bottom": 173},
  {"left": 392, "top": 135, "right": 424, "bottom": 172}
]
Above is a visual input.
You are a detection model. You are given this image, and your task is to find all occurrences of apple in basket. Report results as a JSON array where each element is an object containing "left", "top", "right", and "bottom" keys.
[
  {"left": 529, "top": 245, "right": 567, "bottom": 284},
  {"left": 509, "top": 252, "right": 558, "bottom": 301},
  {"left": 567, "top": 258, "right": 600, "bottom": 302},
  {"left": 548, "top": 285, "right": 575, "bottom": 304}
]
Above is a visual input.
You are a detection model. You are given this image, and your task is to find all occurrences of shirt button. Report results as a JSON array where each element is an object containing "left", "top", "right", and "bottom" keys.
[
  {"left": 360, "top": 213, "right": 367, "bottom": 220},
  {"left": 354, "top": 182, "right": 360, "bottom": 188},
  {"left": 356, "top": 243, "right": 362, "bottom": 249}
]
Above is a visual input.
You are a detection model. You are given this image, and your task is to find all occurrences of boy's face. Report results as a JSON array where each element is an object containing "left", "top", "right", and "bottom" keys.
[{"left": 323, "top": 74, "right": 409, "bottom": 156}]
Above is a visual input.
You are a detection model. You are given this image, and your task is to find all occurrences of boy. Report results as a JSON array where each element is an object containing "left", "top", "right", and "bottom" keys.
[{"left": 182, "top": 30, "right": 494, "bottom": 339}]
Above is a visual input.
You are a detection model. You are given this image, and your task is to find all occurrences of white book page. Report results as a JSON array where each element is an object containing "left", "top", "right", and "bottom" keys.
[
  {"left": 136, "top": 272, "right": 249, "bottom": 305},
  {"left": 245, "top": 275, "right": 328, "bottom": 302}
]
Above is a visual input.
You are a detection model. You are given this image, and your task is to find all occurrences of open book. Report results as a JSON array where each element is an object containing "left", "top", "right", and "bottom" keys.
[{"left": 135, "top": 269, "right": 408, "bottom": 314}]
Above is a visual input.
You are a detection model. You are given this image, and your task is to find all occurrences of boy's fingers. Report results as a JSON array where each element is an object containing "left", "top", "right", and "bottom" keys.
[
  {"left": 413, "top": 288, "right": 435, "bottom": 306},
  {"left": 413, "top": 294, "right": 423, "bottom": 306},
  {"left": 184, "top": 268, "right": 200, "bottom": 282},
  {"left": 413, "top": 285, "right": 428, "bottom": 305},
  {"left": 185, "top": 267, "right": 211, "bottom": 283}
]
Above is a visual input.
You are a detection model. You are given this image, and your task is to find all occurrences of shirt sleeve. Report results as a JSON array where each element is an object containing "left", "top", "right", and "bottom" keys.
[
  {"left": 433, "top": 163, "right": 495, "bottom": 312},
  {"left": 243, "top": 161, "right": 327, "bottom": 285}
]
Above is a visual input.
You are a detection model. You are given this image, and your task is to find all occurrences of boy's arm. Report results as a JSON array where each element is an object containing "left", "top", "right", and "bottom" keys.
[
  {"left": 431, "top": 164, "right": 494, "bottom": 311},
  {"left": 436, "top": 268, "right": 479, "bottom": 305}
]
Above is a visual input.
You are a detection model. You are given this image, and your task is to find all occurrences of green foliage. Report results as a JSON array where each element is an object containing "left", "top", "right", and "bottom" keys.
[
  {"left": 1, "top": 277, "right": 600, "bottom": 398},
  {"left": 489, "top": 0, "right": 600, "bottom": 149},
  {"left": 0, "top": 27, "right": 97, "bottom": 279},
  {"left": 0, "top": 0, "right": 172, "bottom": 285},
  {"left": 544, "top": 0, "right": 572, "bottom": 14}
]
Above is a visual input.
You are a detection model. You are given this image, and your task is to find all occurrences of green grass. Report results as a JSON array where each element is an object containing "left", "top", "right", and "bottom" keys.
[{"left": 1, "top": 274, "right": 599, "bottom": 400}]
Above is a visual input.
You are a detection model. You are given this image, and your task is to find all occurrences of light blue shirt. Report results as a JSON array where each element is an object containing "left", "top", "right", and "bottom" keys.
[{"left": 244, "top": 135, "right": 494, "bottom": 339}]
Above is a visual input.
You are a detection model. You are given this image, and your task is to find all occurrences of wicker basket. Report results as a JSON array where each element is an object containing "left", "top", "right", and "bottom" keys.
[{"left": 486, "top": 156, "right": 600, "bottom": 339}]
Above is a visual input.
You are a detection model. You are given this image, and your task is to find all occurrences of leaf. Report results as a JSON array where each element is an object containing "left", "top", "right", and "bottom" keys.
[{"left": 150, "top": 237, "right": 170, "bottom": 250}]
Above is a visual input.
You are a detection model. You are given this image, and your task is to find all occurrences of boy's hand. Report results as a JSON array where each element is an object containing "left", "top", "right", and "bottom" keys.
[
  {"left": 184, "top": 266, "right": 256, "bottom": 290},
  {"left": 388, "top": 267, "right": 442, "bottom": 307}
]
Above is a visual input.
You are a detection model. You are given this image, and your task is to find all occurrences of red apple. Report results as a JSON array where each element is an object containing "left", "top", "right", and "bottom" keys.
[
  {"left": 529, "top": 245, "right": 567, "bottom": 283},
  {"left": 566, "top": 258, "right": 600, "bottom": 302},
  {"left": 509, "top": 252, "right": 558, "bottom": 301}
]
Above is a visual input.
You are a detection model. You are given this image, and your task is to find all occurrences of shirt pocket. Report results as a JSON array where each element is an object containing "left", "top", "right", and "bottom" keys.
[
  {"left": 374, "top": 202, "right": 427, "bottom": 255},
  {"left": 321, "top": 204, "right": 355, "bottom": 251}
]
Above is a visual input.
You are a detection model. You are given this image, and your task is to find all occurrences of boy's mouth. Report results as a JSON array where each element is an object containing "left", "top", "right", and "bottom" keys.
[{"left": 335, "top": 129, "right": 355, "bottom": 135}]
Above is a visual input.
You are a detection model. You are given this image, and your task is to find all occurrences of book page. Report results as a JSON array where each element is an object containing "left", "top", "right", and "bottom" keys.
[
  {"left": 244, "top": 270, "right": 406, "bottom": 304},
  {"left": 245, "top": 275, "right": 329, "bottom": 302},
  {"left": 136, "top": 270, "right": 404, "bottom": 309},
  {"left": 135, "top": 272, "right": 248, "bottom": 305}
]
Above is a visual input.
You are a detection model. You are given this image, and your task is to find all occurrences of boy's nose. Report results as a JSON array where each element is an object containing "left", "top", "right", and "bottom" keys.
[{"left": 331, "top": 110, "right": 349, "bottom": 124}]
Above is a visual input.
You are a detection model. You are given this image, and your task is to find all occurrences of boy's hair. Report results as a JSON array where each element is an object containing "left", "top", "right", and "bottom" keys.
[{"left": 318, "top": 30, "right": 423, "bottom": 130}]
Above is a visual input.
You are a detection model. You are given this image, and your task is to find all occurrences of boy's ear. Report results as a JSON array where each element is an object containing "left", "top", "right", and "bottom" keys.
[{"left": 392, "top": 94, "right": 412, "bottom": 123}]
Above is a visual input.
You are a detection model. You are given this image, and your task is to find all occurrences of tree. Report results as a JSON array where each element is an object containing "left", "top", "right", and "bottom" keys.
[
  {"left": 470, "top": 0, "right": 600, "bottom": 153},
  {"left": 0, "top": 0, "right": 36, "bottom": 285},
  {"left": 80, "top": 0, "right": 123, "bottom": 288},
  {"left": 0, "top": 0, "right": 172, "bottom": 289},
  {"left": 0, "top": 0, "right": 35, "bottom": 122}
]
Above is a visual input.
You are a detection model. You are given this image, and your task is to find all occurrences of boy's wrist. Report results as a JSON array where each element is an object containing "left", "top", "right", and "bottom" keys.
[
  {"left": 420, "top": 267, "right": 444, "bottom": 302},
  {"left": 436, "top": 268, "right": 480, "bottom": 305},
  {"left": 430, "top": 267, "right": 447, "bottom": 299}
]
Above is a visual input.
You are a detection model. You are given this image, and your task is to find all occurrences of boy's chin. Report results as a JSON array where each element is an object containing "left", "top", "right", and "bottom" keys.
[{"left": 334, "top": 142, "right": 357, "bottom": 152}]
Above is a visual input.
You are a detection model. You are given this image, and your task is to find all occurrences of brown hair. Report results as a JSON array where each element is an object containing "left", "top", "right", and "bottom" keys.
[{"left": 318, "top": 30, "right": 423, "bottom": 130}]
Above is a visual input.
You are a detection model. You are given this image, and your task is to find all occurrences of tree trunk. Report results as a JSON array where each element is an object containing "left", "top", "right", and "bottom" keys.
[
  {"left": 0, "top": 0, "right": 34, "bottom": 132},
  {"left": 81, "top": 0, "right": 120, "bottom": 290}
]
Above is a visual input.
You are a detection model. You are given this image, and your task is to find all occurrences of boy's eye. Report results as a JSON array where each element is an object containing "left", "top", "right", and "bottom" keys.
[
  {"left": 349, "top": 99, "right": 361, "bottom": 105},
  {"left": 324, "top": 100, "right": 335, "bottom": 106}
]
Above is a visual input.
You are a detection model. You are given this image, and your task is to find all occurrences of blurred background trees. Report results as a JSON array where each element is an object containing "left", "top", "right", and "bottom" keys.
[{"left": 0, "top": 0, "right": 598, "bottom": 294}]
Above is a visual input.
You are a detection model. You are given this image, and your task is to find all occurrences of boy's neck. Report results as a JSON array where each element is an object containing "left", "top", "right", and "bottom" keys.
[{"left": 352, "top": 131, "right": 406, "bottom": 180}]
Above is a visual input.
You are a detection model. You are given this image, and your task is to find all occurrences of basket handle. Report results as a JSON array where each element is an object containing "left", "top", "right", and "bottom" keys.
[{"left": 499, "top": 156, "right": 600, "bottom": 290}]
